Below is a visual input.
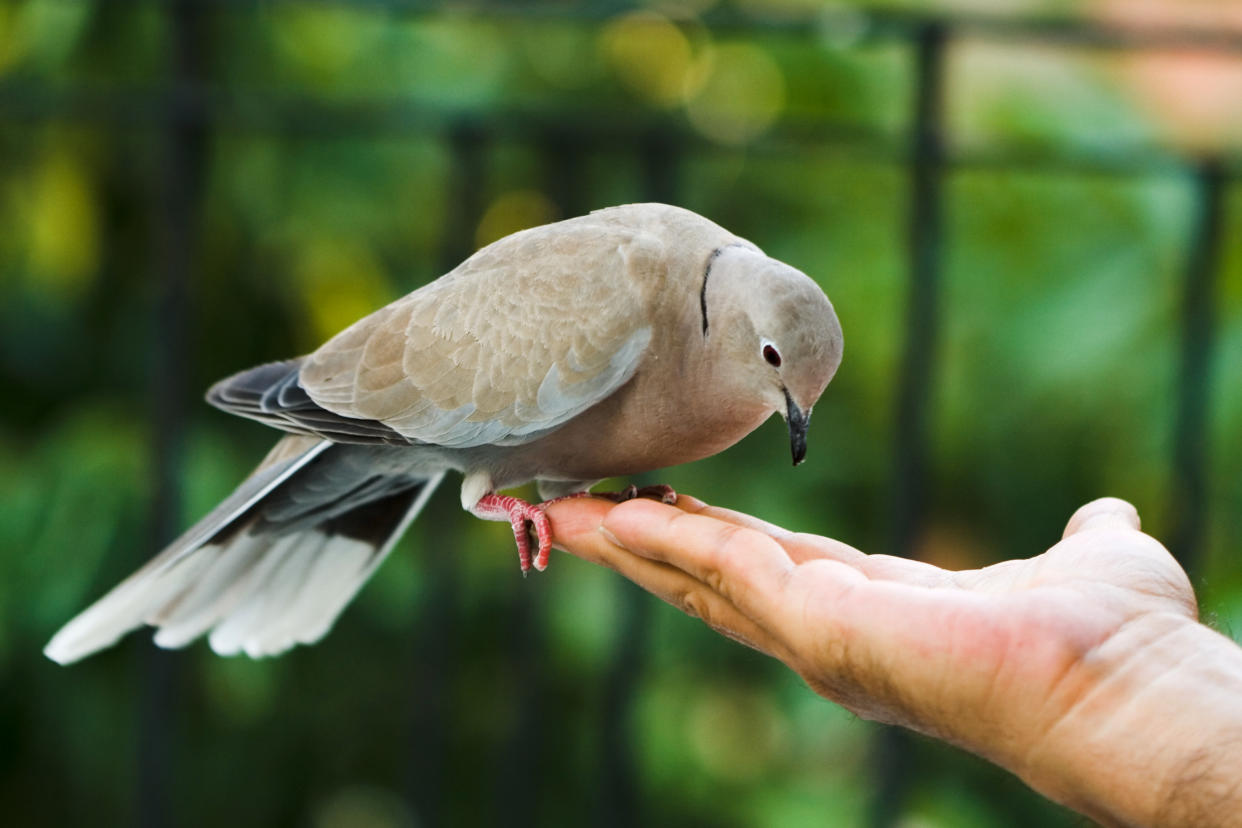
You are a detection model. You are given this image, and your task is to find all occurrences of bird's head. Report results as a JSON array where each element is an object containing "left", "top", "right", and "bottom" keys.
[{"left": 703, "top": 244, "right": 843, "bottom": 465}]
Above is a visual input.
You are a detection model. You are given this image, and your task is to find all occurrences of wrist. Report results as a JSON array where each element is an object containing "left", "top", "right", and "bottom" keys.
[{"left": 1021, "top": 614, "right": 1242, "bottom": 826}]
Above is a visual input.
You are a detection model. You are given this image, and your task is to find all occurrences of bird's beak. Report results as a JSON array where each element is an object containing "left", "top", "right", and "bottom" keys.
[{"left": 783, "top": 390, "right": 810, "bottom": 466}]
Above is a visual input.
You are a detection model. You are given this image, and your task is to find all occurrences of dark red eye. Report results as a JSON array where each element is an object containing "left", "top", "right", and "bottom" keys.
[{"left": 763, "top": 344, "right": 782, "bottom": 367}]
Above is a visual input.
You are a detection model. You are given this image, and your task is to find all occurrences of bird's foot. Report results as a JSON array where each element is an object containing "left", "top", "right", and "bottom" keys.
[
  {"left": 592, "top": 484, "right": 678, "bottom": 505},
  {"left": 472, "top": 493, "right": 553, "bottom": 577},
  {"left": 539, "top": 484, "right": 677, "bottom": 509},
  {"left": 474, "top": 486, "right": 679, "bottom": 578}
]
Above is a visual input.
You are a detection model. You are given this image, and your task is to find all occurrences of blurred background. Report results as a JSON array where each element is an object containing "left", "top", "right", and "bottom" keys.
[{"left": 1, "top": 0, "right": 1240, "bottom": 826}]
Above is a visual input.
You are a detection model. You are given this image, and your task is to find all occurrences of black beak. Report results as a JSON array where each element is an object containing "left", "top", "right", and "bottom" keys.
[{"left": 784, "top": 389, "right": 810, "bottom": 466}]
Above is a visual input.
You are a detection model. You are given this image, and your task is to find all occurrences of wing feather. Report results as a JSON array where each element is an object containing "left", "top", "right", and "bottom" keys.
[{"left": 300, "top": 220, "right": 664, "bottom": 448}]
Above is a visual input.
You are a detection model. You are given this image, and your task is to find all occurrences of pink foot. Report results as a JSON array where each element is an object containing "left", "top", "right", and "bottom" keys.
[
  {"left": 473, "top": 493, "right": 554, "bottom": 576},
  {"left": 474, "top": 486, "right": 680, "bottom": 577}
]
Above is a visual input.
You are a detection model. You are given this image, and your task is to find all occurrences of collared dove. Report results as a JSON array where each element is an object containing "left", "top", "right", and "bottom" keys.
[{"left": 45, "top": 203, "right": 843, "bottom": 664}]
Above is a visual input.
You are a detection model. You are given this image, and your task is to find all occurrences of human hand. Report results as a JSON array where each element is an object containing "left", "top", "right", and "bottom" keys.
[{"left": 547, "top": 495, "right": 1242, "bottom": 826}]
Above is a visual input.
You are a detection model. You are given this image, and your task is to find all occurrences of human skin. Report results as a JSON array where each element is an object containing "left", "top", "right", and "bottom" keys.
[{"left": 546, "top": 495, "right": 1242, "bottom": 827}]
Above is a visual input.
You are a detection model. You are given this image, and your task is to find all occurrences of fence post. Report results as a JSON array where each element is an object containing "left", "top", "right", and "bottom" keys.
[
  {"left": 485, "top": 128, "right": 593, "bottom": 828},
  {"left": 404, "top": 121, "right": 488, "bottom": 827},
  {"left": 139, "top": 2, "right": 208, "bottom": 827},
  {"left": 1170, "top": 159, "right": 1225, "bottom": 576},
  {"left": 870, "top": 20, "right": 948, "bottom": 828},
  {"left": 589, "top": 129, "right": 681, "bottom": 828}
]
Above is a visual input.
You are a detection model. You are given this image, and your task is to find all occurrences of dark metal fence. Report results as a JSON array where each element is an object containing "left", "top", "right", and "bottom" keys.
[{"left": 4, "top": 2, "right": 1234, "bottom": 825}]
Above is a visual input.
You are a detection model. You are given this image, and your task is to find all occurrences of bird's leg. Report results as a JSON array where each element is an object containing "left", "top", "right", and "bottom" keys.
[{"left": 471, "top": 493, "right": 553, "bottom": 577}]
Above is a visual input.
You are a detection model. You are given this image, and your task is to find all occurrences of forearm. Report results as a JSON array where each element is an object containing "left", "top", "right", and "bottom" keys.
[{"left": 1022, "top": 614, "right": 1242, "bottom": 827}]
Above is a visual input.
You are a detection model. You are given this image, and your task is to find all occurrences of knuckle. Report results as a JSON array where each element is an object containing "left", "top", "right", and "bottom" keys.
[
  {"left": 675, "top": 589, "right": 712, "bottom": 625},
  {"left": 704, "top": 523, "right": 759, "bottom": 598},
  {"left": 704, "top": 567, "right": 728, "bottom": 596}
]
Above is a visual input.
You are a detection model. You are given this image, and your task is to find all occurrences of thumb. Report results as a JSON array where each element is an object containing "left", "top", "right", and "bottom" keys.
[{"left": 1062, "top": 497, "right": 1141, "bottom": 540}]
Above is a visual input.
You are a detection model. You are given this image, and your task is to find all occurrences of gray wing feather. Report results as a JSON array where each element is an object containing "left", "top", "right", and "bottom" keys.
[
  {"left": 43, "top": 437, "right": 333, "bottom": 664},
  {"left": 45, "top": 437, "right": 445, "bottom": 663},
  {"left": 207, "top": 360, "right": 412, "bottom": 446},
  {"left": 300, "top": 221, "right": 664, "bottom": 449}
]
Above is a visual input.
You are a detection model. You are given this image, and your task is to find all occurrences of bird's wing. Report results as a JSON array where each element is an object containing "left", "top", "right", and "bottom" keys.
[
  {"left": 298, "top": 222, "right": 664, "bottom": 448},
  {"left": 207, "top": 358, "right": 411, "bottom": 445},
  {"left": 44, "top": 435, "right": 447, "bottom": 663},
  {"left": 43, "top": 436, "right": 334, "bottom": 663}
]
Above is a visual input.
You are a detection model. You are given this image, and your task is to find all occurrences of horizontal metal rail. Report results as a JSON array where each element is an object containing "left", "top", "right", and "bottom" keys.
[{"left": 0, "top": 81, "right": 1237, "bottom": 179}]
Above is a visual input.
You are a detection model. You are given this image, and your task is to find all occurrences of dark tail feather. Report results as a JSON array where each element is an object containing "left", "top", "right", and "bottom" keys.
[{"left": 45, "top": 437, "right": 443, "bottom": 663}]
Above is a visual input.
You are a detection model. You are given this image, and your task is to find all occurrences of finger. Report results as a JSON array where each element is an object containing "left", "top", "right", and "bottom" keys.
[
  {"left": 543, "top": 495, "right": 616, "bottom": 545},
  {"left": 600, "top": 498, "right": 795, "bottom": 622},
  {"left": 782, "top": 532, "right": 874, "bottom": 567},
  {"left": 1062, "top": 497, "right": 1141, "bottom": 539},
  {"left": 555, "top": 496, "right": 937, "bottom": 587},
  {"left": 671, "top": 498, "right": 929, "bottom": 581},
  {"left": 673, "top": 497, "right": 796, "bottom": 539},
  {"left": 1053, "top": 497, "right": 1196, "bottom": 619},
  {"left": 856, "top": 553, "right": 958, "bottom": 587},
  {"left": 598, "top": 555, "right": 786, "bottom": 660},
  {"left": 544, "top": 495, "right": 785, "bottom": 557},
  {"left": 545, "top": 499, "right": 787, "bottom": 658},
  {"left": 671, "top": 498, "right": 869, "bottom": 566}
]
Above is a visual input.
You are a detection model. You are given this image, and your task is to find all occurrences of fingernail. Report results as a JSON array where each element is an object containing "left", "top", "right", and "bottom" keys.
[{"left": 598, "top": 524, "right": 626, "bottom": 549}]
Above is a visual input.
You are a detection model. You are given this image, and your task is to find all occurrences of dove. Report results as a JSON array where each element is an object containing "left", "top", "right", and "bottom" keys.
[{"left": 44, "top": 203, "right": 843, "bottom": 664}]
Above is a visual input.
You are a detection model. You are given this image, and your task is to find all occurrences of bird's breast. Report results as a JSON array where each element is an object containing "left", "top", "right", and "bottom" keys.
[{"left": 498, "top": 362, "right": 772, "bottom": 485}]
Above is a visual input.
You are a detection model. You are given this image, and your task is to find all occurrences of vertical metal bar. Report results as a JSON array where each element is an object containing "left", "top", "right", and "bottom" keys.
[
  {"left": 405, "top": 122, "right": 487, "bottom": 827},
  {"left": 138, "top": 2, "right": 207, "bottom": 827},
  {"left": 486, "top": 134, "right": 573, "bottom": 828},
  {"left": 595, "top": 579, "right": 649, "bottom": 828},
  {"left": 494, "top": 572, "right": 546, "bottom": 828},
  {"left": 870, "top": 22, "right": 948, "bottom": 828},
  {"left": 892, "top": 26, "right": 947, "bottom": 562},
  {"left": 640, "top": 129, "right": 679, "bottom": 203},
  {"left": 487, "top": 128, "right": 589, "bottom": 828},
  {"left": 592, "top": 130, "right": 678, "bottom": 828},
  {"left": 541, "top": 126, "right": 584, "bottom": 218},
  {"left": 1170, "top": 159, "right": 1225, "bottom": 575}
]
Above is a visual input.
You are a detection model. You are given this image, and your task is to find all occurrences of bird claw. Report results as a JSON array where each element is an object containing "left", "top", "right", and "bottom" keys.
[
  {"left": 538, "top": 484, "right": 677, "bottom": 508},
  {"left": 594, "top": 484, "right": 678, "bottom": 505},
  {"left": 472, "top": 493, "right": 554, "bottom": 575},
  {"left": 474, "top": 485, "right": 678, "bottom": 577}
]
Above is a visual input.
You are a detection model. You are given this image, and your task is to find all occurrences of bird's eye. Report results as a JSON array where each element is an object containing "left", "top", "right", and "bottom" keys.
[{"left": 762, "top": 343, "right": 782, "bottom": 368}]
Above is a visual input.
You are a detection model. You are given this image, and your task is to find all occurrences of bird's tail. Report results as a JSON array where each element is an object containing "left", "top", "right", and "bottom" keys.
[{"left": 44, "top": 435, "right": 444, "bottom": 664}]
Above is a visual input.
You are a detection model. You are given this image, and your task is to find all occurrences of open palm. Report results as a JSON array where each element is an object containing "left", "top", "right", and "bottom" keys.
[{"left": 547, "top": 494, "right": 1200, "bottom": 804}]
